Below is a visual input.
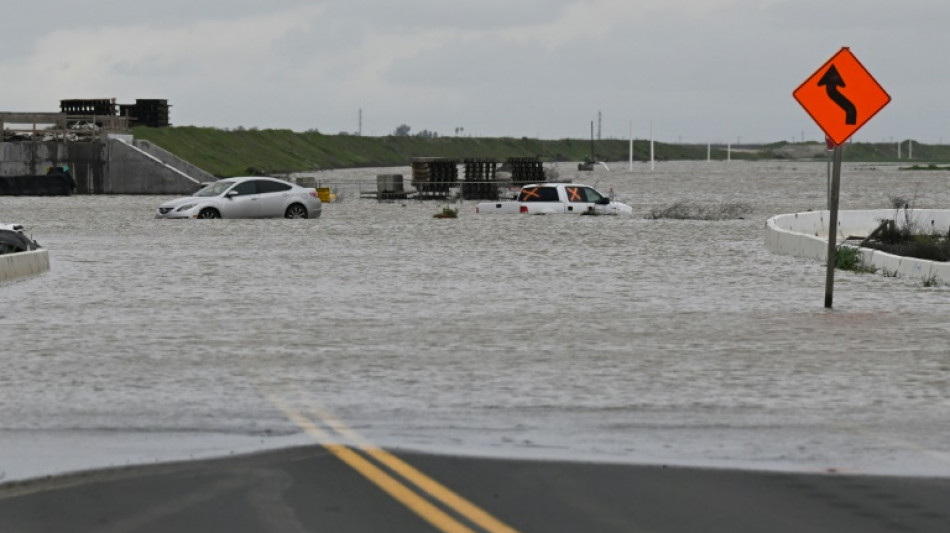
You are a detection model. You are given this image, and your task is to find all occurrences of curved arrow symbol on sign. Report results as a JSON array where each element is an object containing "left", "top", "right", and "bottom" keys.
[{"left": 818, "top": 65, "right": 857, "bottom": 125}]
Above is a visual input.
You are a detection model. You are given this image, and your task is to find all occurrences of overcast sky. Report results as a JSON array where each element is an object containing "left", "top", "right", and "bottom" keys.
[{"left": 3, "top": 0, "right": 947, "bottom": 143}]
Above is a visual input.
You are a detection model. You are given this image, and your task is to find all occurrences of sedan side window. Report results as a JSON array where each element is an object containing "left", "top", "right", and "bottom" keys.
[
  {"left": 231, "top": 181, "right": 257, "bottom": 196},
  {"left": 256, "top": 180, "right": 292, "bottom": 194}
]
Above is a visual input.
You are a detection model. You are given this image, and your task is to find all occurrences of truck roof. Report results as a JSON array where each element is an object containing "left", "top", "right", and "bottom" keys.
[{"left": 521, "top": 182, "right": 588, "bottom": 188}]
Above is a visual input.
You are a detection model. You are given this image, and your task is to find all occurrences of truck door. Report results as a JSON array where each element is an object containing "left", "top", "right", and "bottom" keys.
[
  {"left": 567, "top": 186, "right": 616, "bottom": 214},
  {"left": 564, "top": 185, "right": 596, "bottom": 214}
]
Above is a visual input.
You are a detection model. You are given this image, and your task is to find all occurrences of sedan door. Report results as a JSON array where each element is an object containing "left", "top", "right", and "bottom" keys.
[
  {"left": 218, "top": 180, "right": 260, "bottom": 218},
  {"left": 255, "top": 179, "right": 294, "bottom": 217}
]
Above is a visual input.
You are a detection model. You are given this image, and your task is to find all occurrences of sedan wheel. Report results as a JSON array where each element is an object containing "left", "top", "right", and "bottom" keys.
[
  {"left": 285, "top": 204, "right": 308, "bottom": 219},
  {"left": 197, "top": 208, "right": 220, "bottom": 219}
]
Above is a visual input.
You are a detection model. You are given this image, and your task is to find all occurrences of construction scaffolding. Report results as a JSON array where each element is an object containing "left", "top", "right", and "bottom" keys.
[{"left": 0, "top": 112, "right": 127, "bottom": 142}]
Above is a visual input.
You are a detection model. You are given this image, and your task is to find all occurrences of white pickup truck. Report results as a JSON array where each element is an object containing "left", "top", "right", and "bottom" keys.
[{"left": 475, "top": 183, "right": 633, "bottom": 215}]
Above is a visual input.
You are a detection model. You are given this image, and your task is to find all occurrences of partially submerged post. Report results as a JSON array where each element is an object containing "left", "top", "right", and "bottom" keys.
[{"left": 824, "top": 144, "right": 844, "bottom": 308}]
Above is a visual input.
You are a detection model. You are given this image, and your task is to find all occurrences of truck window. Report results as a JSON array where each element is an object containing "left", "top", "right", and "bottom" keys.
[
  {"left": 519, "top": 187, "right": 559, "bottom": 202},
  {"left": 565, "top": 186, "right": 584, "bottom": 202},
  {"left": 583, "top": 187, "right": 605, "bottom": 203},
  {"left": 565, "top": 186, "right": 604, "bottom": 203}
]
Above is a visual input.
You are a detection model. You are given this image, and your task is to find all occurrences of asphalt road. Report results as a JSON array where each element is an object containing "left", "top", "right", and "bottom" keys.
[{"left": 2, "top": 445, "right": 949, "bottom": 533}]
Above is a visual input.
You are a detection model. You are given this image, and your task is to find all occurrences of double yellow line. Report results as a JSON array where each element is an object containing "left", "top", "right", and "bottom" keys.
[{"left": 268, "top": 392, "right": 520, "bottom": 533}]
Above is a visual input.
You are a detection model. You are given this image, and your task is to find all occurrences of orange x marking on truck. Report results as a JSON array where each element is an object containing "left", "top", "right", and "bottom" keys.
[
  {"left": 521, "top": 187, "right": 541, "bottom": 200},
  {"left": 566, "top": 187, "right": 582, "bottom": 201}
]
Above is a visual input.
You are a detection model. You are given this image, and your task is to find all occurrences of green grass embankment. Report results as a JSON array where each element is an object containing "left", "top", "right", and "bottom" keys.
[
  {"left": 132, "top": 126, "right": 718, "bottom": 177},
  {"left": 132, "top": 127, "right": 950, "bottom": 178}
]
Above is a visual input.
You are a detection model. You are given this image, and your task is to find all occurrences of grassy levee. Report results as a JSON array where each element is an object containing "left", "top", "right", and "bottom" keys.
[
  {"left": 132, "top": 126, "right": 721, "bottom": 178},
  {"left": 132, "top": 127, "right": 950, "bottom": 177}
]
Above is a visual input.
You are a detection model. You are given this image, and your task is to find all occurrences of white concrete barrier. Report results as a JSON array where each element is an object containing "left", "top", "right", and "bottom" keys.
[
  {"left": 765, "top": 209, "right": 950, "bottom": 283},
  {"left": 0, "top": 249, "right": 50, "bottom": 283}
]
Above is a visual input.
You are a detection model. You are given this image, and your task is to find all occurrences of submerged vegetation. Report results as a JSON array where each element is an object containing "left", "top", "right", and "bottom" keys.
[
  {"left": 858, "top": 202, "right": 950, "bottom": 262},
  {"left": 646, "top": 201, "right": 754, "bottom": 220},
  {"left": 861, "top": 223, "right": 950, "bottom": 262},
  {"left": 838, "top": 199, "right": 950, "bottom": 285},
  {"left": 433, "top": 206, "right": 459, "bottom": 219},
  {"left": 834, "top": 245, "right": 877, "bottom": 274},
  {"left": 900, "top": 164, "right": 950, "bottom": 171}
]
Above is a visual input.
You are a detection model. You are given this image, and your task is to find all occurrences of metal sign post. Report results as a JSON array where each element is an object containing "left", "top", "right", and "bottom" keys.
[{"left": 824, "top": 144, "right": 844, "bottom": 308}]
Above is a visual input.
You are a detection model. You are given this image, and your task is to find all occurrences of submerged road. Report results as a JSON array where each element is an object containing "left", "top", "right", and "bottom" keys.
[{"left": 3, "top": 445, "right": 950, "bottom": 533}]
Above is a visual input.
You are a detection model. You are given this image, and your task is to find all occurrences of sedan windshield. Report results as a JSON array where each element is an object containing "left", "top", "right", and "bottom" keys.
[{"left": 194, "top": 181, "right": 235, "bottom": 197}]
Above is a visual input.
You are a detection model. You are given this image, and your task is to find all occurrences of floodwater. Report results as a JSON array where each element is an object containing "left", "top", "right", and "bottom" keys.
[{"left": 2, "top": 160, "right": 950, "bottom": 483}]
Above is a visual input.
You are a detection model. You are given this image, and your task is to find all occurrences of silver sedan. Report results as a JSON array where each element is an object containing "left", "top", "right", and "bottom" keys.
[{"left": 156, "top": 177, "right": 322, "bottom": 219}]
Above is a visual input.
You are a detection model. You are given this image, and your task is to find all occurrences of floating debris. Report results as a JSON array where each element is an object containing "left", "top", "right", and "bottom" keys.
[{"left": 646, "top": 201, "right": 753, "bottom": 220}]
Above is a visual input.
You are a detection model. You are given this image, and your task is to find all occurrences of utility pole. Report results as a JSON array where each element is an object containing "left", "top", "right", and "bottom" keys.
[
  {"left": 358, "top": 108, "right": 362, "bottom": 136},
  {"left": 649, "top": 121, "right": 655, "bottom": 171},
  {"left": 628, "top": 119, "right": 633, "bottom": 171}
]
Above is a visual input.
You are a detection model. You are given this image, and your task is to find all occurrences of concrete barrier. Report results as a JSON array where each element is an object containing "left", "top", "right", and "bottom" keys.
[
  {"left": 0, "top": 248, "right": 50, "bottom": 283},
  {"left": 765, "top": 209, "right": 950, "bottom": 282}
]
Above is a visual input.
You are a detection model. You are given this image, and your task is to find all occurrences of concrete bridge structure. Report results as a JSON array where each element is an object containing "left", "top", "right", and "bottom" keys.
[
  {"left": 0, "top": 135, "right": 212, "bottom": 194},
  {"left": 2, "top": 111, "right": 211, "bottom": 194}
]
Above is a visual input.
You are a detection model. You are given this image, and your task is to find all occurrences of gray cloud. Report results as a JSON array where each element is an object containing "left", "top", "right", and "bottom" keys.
[{"left": 3, "top": 0, "right": 948, "bottom": 142}]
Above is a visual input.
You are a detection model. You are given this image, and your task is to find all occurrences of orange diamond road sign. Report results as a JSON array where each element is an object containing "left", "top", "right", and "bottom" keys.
[{"left": 793, "top": 47, "right": 891, "bottom": 146}]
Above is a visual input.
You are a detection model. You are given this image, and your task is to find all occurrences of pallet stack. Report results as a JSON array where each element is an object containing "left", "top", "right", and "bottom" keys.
[
  {"left": 461, "top": 158, "right": 498, "bottom": 200},
  {"left": 60, "top": 99, "right": 118, "bottom": 116},
  {"left": 411, "top": 157, "right": 458, "bottom": 198},
  {"left": 130, "top": 99, "right": 171, "bottom": 127},
  {"left": 61, "top": 98, "right": 170, "bottom": 128},
  {"left": 507, "top": 157, "right": 545, "bottom": 187}
]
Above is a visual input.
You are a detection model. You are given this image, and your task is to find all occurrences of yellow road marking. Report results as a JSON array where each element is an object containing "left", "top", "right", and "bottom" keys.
[
  {"left": 270, "top": 396, "right": 479, "bottom": 533},
  {"left": 308, "top": 403, "right": 521, "bottom": 533}
]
